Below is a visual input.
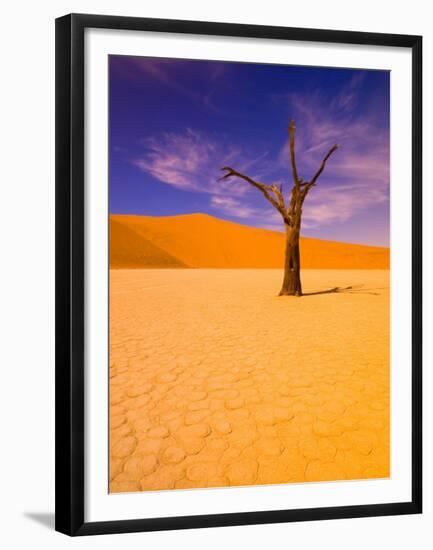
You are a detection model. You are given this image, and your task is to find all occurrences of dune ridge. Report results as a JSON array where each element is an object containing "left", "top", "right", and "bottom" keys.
[{"left": 110, "top": 213, "right": 389, "bottom": 269}]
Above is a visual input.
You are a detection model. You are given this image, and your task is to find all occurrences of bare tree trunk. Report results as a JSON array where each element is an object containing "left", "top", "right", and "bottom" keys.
[{"left": 279, "top": 225, "right": 302, "bottom": 296}]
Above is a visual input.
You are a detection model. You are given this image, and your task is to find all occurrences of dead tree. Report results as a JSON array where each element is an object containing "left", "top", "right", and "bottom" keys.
[{"left": 220, "top": 120, "right": 338, "bottom": 296}]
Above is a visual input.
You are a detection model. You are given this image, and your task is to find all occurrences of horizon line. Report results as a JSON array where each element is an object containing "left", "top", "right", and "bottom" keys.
[{"left": 109, "top": 211, "right": 390, "bottom": 250}]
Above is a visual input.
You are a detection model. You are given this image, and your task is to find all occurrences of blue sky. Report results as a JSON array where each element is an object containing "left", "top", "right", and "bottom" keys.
[{"left": 109, "top": 56, "right": 390, "bottom": 246}]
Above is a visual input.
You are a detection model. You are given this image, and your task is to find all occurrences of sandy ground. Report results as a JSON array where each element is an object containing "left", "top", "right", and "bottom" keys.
[{"left": 109, "top": 269, "right": 390, "bottom": 493}]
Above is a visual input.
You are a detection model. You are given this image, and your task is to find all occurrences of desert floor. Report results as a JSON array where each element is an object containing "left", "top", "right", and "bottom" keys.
[{"left": 109, "top": 269, "right": 390, "bottom": 493}]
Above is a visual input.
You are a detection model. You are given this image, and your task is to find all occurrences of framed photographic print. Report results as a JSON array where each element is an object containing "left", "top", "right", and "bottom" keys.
[{"left": 55, "top": 13, "right": 422, "bottom": 536}]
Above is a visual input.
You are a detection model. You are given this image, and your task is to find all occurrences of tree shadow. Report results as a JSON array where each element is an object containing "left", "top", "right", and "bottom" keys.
[
  {"left": 303, "top": 284, "right": 383, "bottom": 297},
  {"left": 24, "top": 512, "right": 55, "bottom": 530}
]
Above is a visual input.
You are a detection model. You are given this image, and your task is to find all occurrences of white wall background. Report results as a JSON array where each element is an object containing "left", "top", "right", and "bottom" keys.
[{"left": 0, "top": 0, "right": 430, "bottom": 548}]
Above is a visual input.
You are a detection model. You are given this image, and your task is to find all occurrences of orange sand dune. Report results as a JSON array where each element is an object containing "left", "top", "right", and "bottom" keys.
[
  {"left": 110, "top": 218, "right": 187, "bottom": 268},
  {"left": 110, "top": 213, "right": 389, "bottom": 269}
]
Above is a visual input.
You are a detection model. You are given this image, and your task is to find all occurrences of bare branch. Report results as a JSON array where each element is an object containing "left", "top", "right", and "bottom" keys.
[
  {"left": 219, "top": 167, "right": 289, "bottom": 222},
  {"left": 219, "top": 124, "right": 338, "bottom": 235},
  {"left": 288, "top": 120, "right": 300, "bottom": 187},
  {"left": 309, "top": 144, "right": 338, "bottom": 186},
  {"left": 270, "top": 183, "right": 287, "bottom": 212},
  {"left": 219, "top": 167, "right": 270, "bottom": 193},
  {"left": 300, "top": 184, "right": 312, "bottom": 204}
]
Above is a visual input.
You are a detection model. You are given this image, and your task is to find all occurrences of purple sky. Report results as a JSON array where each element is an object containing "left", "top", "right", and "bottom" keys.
[{"left": 109, "top": 56, "right": 390, "bottom": 246}]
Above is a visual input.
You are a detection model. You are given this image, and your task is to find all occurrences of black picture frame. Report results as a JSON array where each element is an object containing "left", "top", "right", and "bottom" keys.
[{"left": 55, "top": 13, "right": 422, "bottom": 536}]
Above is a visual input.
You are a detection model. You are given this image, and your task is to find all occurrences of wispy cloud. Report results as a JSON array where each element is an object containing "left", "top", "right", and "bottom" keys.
[
  {"left": 116, "top": 57, "right": 223, "bottom": 113},
  {"left": 329, "top": 72, "right": 366, "bottom": 113},
  {"left": 134, "top": 129, "right": 216, "bottom": 193},
  {"left": 276, "top": 73, "right": 389, "bottom": 227},
  {"left": 134, "top": 128, "right": 271, "bottom": 197},
  {"left": 302, "top": 182, "right": 388, "bottom": 228},
  {"left": 210, "top": 196, "right": 257, "bottom": 218},
  {"left": 210, "top": 196, "right": 282, "bottom": 231}
]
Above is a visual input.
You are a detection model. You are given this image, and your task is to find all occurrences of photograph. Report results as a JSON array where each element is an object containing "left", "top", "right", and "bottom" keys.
[{"left": 108, "top": 55, "right": 391, "bottom": 493}]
